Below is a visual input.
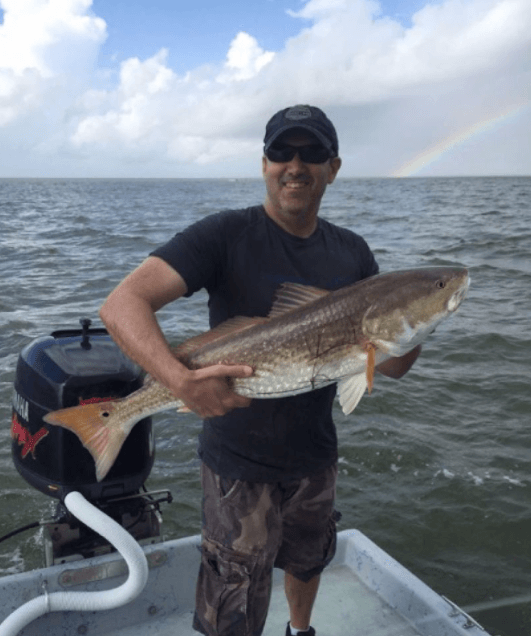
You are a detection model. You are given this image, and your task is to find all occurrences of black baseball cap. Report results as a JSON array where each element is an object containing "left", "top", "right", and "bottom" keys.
[{"left": 264, "top": 105, "right": 339, "bottom": 155}]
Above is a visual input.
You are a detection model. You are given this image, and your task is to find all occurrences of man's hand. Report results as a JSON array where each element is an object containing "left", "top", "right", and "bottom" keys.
[{"left": 175, "top": 364, "right": 254, "bottom": 419}]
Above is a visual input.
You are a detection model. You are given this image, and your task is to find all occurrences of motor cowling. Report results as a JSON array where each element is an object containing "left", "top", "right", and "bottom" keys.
[{"left": 11, "top": 320, "right": 154, "bottom": 503}]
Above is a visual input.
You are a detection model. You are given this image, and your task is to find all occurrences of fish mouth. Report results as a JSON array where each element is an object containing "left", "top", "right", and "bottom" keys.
[{"left": 448, "top": 275, "right": 470, "bottom": 312}]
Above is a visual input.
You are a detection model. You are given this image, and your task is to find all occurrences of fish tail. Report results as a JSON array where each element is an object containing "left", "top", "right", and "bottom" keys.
[{"left": 43, "top": 400, "right": 133, "bottom": 482}]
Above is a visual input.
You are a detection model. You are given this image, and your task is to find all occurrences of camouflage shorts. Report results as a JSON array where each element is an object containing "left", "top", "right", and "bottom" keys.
[{"left": 193, "top": 462, "right": 339, "bottom": 636}]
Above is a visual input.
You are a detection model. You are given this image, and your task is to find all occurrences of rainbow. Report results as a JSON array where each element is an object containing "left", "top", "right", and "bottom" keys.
[{"left": 392, "top": 102, "right": 529, "bottom": 177}]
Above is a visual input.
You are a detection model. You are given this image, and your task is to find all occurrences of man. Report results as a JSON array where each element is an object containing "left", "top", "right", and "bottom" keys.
[{"left": 100, "top": 105, "right": 420, "bottom": 636}]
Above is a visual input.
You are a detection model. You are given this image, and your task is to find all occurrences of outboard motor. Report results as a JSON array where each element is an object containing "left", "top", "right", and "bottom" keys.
[{"left": 11, "top": 319, "right": 171, "bottom": 565}]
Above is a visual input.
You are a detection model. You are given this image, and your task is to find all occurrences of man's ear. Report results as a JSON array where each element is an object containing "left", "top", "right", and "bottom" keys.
[{"left": 328, "top": 156, "right": 342, "bottom": 184}]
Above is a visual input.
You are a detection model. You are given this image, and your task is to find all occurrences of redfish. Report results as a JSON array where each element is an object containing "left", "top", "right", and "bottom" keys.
[{"left": 44, "top": 267, "right": 469, "bottom": 481}]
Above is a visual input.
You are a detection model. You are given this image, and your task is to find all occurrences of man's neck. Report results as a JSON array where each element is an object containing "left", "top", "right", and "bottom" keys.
[{"left": 263, "top": 200, "right": 319, "bottom": 239}]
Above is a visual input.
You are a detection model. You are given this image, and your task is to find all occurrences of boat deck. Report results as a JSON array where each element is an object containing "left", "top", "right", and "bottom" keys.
[
  {"left": 107, "top": 564, "right": 421, "bottom": 636},
  {"left": 0, "top": 530, "right": 489, "bottom": 636}
]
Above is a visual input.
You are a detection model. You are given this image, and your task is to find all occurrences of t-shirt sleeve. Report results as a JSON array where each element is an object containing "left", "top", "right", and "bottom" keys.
[
  {"left": 362, "top": 238, "right": 379, "bottom": 279},
  {"left": 150, "top": 213, "right": 225, "bottom": 296},
  {"left": 335, "top": 225, "right": 379, "bottom": 281}
]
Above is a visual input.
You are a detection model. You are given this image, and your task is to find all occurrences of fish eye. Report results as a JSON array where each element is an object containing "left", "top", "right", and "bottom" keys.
[
  {"left": 102, "top": 411, "right": 110, "bottom": 417},
  {"left": 436, "top": 280, "right": 446, "bottom": 289}
]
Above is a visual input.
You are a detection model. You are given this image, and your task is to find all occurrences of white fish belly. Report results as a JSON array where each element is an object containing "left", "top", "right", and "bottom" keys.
[
  {"left": 374, "top": 312, "right": 448, "bottom": 357},
  {"left": 233, "top": 349, "right": 371, "bottom": 399}
]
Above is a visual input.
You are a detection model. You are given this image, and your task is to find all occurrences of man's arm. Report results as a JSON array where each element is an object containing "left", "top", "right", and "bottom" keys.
[
  {"left": 376, "top": 345, "right": 422, "bottom": 379},
  {"left": 99, "top": 256, "right": 252, "bottom": 418}
]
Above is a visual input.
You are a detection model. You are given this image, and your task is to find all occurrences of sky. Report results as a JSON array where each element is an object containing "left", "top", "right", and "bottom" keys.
[{"left": 0, "top": 0, "right": 530, "bottom": 178}]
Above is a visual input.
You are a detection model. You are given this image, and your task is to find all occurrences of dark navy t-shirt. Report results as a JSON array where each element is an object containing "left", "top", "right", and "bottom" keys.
[{"left": 151, "top": 205, "right": 378, "bottom": 482}]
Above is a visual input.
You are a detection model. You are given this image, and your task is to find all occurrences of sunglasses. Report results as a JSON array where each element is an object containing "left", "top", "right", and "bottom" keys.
[{"left": 265, "top": 142, "right": 333, "bottom": 164}]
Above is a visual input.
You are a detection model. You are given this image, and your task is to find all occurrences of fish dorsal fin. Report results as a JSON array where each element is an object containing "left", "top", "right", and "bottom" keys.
[
  {"left": 337, "top": 373, "right": 368, "bottom": 415},
  {"left": 268, "top": 283, "right": 330, "bottom": 319},
  {"left": 172, "top": 316, "right": 268, "bottom": 358}
]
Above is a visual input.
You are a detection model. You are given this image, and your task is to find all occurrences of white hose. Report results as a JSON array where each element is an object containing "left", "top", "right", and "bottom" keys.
[{"left": 0, "top": 491, "right": 149, "bottom": 636}]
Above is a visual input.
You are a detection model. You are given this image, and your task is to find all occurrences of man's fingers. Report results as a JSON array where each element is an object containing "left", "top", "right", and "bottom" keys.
[
  {"left": 196, "top": 364, "right": 254, "bottom": 380},
  {"left": 232, "top": 395, "right": 252, "bottom": 407},
  {"left": 176, "top": 364, "right": 254, "bottom": 418},
  {"left": 224, "top": 365, "right": 254, "bottom": 378}
]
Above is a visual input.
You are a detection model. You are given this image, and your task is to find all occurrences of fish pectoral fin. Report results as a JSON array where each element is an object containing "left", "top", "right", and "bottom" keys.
[
  {"left": 43, "top": 400, "right": 131, "bottom": 482},
  {"left": 365, "top": 343, "right": 376, "bottom": 394},
  {"left": 337, "top": 373, "right": 368, "bottom": 415}
]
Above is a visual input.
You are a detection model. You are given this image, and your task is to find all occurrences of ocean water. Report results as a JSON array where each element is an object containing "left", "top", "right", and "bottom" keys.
[{"left": 0, "top": 176, "right": 530, "bottom": 635}]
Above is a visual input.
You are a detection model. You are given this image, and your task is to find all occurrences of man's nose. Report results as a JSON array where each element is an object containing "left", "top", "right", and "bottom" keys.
[{"left": 285, "top": 151, "right": 307, "bottom": 170}]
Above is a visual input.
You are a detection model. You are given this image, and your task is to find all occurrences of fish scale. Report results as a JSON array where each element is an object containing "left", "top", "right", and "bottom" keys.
[{"left": 44, "top": 267, "right": 469, "bottom": 481}]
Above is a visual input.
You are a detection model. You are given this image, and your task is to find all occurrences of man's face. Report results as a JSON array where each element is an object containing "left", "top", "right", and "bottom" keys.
[{"left": 262, "top": 130, "right": 341, "bottom": 236}]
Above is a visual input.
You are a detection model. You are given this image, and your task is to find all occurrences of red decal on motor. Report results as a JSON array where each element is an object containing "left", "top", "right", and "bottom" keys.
[
  {"left": 11, "top": 413, "right": 49, "bottom": 459},
  {"left": 79, "top": 396, "right": 117, "bottom": 405}
]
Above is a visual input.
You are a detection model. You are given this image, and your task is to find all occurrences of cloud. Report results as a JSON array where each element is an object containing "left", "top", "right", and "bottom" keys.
[
  {"left": 217, "top": 32, "right": 275, "bottom": 83},
  {"left": 0, "top": 0, "right": 530, "bottom": 176},
  {"left": 71, "top": 50, "right": 177, "bottom": 147},
  {"left": 280, "top": 0, "right": 530, "bottom": 98},
  {"left": 69, "top": 33, "right": 274, "bottom": 163},
  {"left": 0, "top": 0, "right": 106, "bottom": 126}
]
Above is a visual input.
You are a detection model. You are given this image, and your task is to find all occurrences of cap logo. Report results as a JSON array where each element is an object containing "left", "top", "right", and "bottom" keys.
[{"left": 285, "top": 106, "right": 312, "bottom": 121}]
